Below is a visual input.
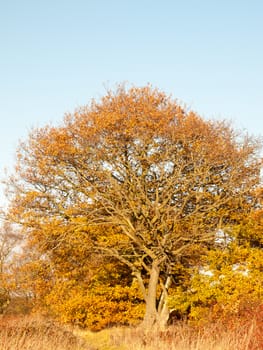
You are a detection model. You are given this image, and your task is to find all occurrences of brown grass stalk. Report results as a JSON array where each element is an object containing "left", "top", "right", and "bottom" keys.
[
  {"left": 110, "top": 317, "right": 262, "bottom": 350},
  {"left": 0, "top": 315, "right": 92, "bottom": 350}
]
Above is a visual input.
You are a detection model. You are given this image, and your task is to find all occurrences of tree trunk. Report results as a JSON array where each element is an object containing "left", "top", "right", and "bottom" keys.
[
  {"left": 140, "top": 262, "right": 160, "bottom": 329},
  {"left": 158, "top": 276, "right": 172, "bottom": 329},
  {"left": 158, "top": 300, "right": 170, "bottom": 329}
]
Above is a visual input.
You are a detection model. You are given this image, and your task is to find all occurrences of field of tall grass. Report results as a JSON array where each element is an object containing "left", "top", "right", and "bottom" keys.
[
  {"left": 0, "top": 315, "right": 92, "bottom": 350},
  {"left": 109, "top": 320, "right": 262, "bottom": 350},
  {"left": 0, "top": 309, "right": 262, "bottom": 350}
]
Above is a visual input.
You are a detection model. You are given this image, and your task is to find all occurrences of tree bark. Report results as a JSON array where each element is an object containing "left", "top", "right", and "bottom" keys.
[
  {"left": 158, "top": 276, "right": 172, "bottom": 329},
  {"left": 140, "top": 262, "right": 160, "bottom": 329}
]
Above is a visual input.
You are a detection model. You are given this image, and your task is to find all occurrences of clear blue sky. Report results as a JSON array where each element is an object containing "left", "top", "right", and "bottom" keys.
[{"left": 1, "top": 0, "right": 263, "bottom": 207}]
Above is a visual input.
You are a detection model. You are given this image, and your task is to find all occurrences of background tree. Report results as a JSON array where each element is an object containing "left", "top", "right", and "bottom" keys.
[
  {"left": 0, "top": 222, "right": 21, "bottom": 313},
  {"left": 6, "top": 85, "right": 262, "bottom": 327},
  {"left": 4, "top": 220, "right": 145, "bottom": 329},
  {"left": 168, "top": 241, "right": 263, "bottom": 323}
]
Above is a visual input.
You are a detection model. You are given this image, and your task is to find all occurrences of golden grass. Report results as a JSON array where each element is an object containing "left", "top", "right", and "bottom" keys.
[
  {"left": 0, "top": 314, "right": 262, "bottom": 350},
  {"left": 77, "top": 327, "right": 126, "bottom": 350},
  {"left": 109, "top": 319, "right": 262, "bottom": 350},
  {"left": 0, "top": 315, "right": 92, "bottom": 350}
]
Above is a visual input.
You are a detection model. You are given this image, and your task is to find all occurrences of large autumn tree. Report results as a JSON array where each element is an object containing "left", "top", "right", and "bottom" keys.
[{"left": 6, "top": 86, "right": 262, "bottom": 327}]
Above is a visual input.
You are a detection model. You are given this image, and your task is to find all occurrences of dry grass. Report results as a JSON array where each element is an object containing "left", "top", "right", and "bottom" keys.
[
  {"left": 0, "top": 312, "right": 262, "bottom": 350},
  {"left": 0, "top": 315, "right": 93, "bottom": 350},
  {"left": 109, "top": 318, "right": 263, "bottom": 350}
]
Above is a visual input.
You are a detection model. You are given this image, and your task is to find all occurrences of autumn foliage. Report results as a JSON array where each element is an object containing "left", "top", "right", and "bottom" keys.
[{"left": 3, "top": 85, "right": 263, "bottom": 329}]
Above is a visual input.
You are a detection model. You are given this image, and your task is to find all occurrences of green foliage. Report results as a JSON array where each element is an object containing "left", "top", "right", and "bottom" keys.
[{"left": 169, "top": 243, "right": 263, "bottom": 322}]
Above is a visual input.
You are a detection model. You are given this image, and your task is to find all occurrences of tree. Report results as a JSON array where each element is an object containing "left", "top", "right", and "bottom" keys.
[
  {"left": 168, "top": 242, "right": 263, "bottom": 323},
  {"left": 0, "top": 222, "right": 21, "bottom": 313},
  {"left": 6, "top": 85, "right": 262, "bottom": 328},
  {"left": 44, "top": 259, "right": 145, "bottom": 330}
]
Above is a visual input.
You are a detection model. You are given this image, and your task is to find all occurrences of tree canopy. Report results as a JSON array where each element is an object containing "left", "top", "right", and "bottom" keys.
[{"left": 6, "top": 85, "right": 262, "bottom": 328}]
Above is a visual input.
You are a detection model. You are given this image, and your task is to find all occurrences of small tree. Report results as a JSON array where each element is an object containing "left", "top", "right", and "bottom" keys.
[
  {"left": 168, "top": 243, "right": 263, "bottom": 322},
  {"left": 6, "top": 85, "right": 262, "bottom": 327},
  {"left": 0, "top": 222, "right": 21, "bottom": 313}
]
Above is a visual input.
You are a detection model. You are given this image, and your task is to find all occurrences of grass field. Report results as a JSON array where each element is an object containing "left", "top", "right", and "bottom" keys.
[
  {"left": 0, "top": 314, "right": 262, "bottom": 350},
  {"left": 0, "top": 315, "right": 91, "bottom": 350}
]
